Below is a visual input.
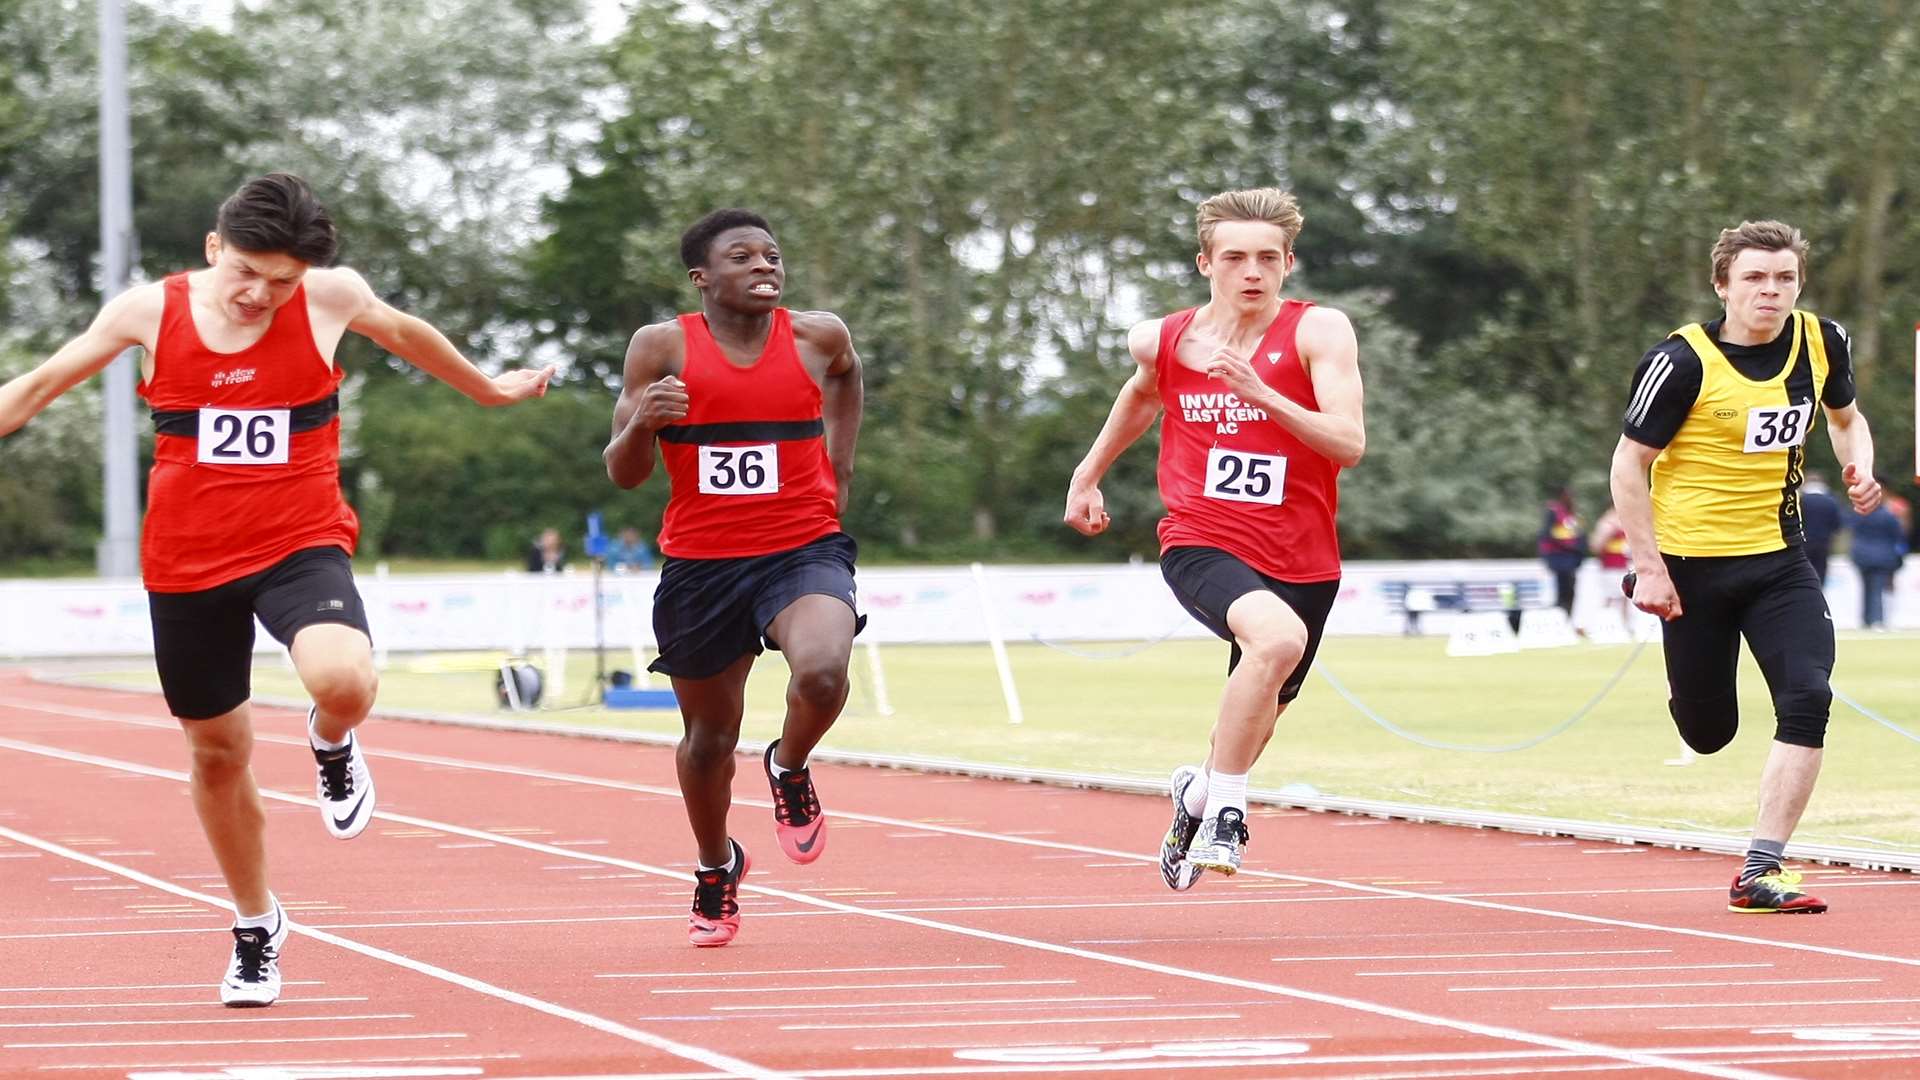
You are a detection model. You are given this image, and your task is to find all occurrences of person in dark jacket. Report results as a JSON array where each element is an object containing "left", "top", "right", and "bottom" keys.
[
  {"left": 1799, "top": 472, "right": 1843, "bottom": 585},
  {"left": 1849, "top": 487, "right": 1907, "bottom": 629}
]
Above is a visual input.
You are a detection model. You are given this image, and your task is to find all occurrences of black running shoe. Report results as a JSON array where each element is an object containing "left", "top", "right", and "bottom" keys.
[{"left": 689, "top": 838, "right": 750, "bottom": 947}]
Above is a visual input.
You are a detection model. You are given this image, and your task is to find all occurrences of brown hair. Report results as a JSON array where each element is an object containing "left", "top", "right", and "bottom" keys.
[
  {"left": 216, "top": 173, "right": 337, "bottom": 266},
  {"left": 1710, "top": 220, "right": 1807, "bottom": 285},
  {"left": 1196, "top": 188, "right": 1303, "bottom": 255}
]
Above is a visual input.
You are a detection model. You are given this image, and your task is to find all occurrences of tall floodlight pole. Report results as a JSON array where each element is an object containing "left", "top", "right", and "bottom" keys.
[{"left": 96, "top": 0, "right": 140, "bottom": 578}]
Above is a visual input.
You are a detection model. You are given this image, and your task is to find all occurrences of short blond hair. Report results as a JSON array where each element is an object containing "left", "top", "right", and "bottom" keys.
[
  {"left": 1197, "top": 188, "right": 1303, "bottom": 255},
  {"left": 1710, "top": 220, "right": 1808, "bottom": 284}
]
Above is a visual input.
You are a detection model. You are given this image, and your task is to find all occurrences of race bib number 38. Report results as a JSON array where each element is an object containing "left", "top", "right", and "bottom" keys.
[
  {"left": 698, "top": 443, "right": 780, "bottom": 495},
  {"left": 197, "top": 407, "right": 290, "bottom": 465},
  {"left": 1204, "top": 446, "right": 1287, "bottom": 506},
  {"left": 1744, "top": 402, "right": 1813, "bottom": 453}
]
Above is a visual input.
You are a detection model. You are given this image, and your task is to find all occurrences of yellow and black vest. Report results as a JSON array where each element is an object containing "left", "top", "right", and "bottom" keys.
[{"left": 1651, "top": 309, "right": 1829, "bottom": 556}]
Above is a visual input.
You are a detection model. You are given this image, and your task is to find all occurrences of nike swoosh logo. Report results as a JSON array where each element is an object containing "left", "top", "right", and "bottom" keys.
[
  {"left": 331, "top": 792, "right": 370, "bottom": 832},
  {"left": 793, "top": 821, "right": 824, "bottom": 853}
]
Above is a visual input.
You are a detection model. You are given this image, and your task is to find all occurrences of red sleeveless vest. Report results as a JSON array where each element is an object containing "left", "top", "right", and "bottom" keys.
[
  {"left": 1154, "top": 301, "right": 1342, "bottom": 582},
  {"left": 655, "top": 308, "right": 839, "bottom": 558},
  {"left": 138, "top": 273, "right": 357, "bottom": 591}
]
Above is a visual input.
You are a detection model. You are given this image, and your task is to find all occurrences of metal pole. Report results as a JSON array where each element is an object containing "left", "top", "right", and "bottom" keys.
[{"left": 95, "top": 0, "right": 141, "bottom": 578}]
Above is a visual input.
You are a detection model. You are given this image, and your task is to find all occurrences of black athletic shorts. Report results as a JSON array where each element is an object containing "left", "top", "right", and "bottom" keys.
[
  {"left": 1160, "top": 545, "right": 1340, "bottom": 704},
  {"left": 1661, "top": 545, "right": 1834, "bottom": 746},
  {"left": 148, "top": 545, "right": 371, "bottom": 720},
  {"left": 648, "top": 531, "right": 865, "bottom": 680}
]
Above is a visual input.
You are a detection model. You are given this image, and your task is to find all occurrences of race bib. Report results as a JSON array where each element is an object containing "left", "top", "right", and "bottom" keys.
[
  {"left": 1204, "top": 446, "right": 1286, "bottom": 506},
  {"left": 197, "top": 407, "right": 290, "bottom": 466},
  {"left": 698, "top": 443, "right": 779, "bottom": 495},
  {"left": 1744, "top": 402, "right": 1813, "bottom": 453}
]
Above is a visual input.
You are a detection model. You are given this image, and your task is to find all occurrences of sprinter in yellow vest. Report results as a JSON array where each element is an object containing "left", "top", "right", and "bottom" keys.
[{"left": 1610, "top": 220, "right": 1882, "bottom": 915}]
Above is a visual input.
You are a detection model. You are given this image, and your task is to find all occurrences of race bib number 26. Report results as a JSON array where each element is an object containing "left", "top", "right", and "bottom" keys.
[
  {"left": 698, "top": 443, "right": 780, "bottom": 495},
  {"left": 1744, "top": 402, "right": 1813, "bottom": 453},
  {"left": 1204, "top": 447, "right": 1287, "bottom": 506},
  {"left": 197, "top": 407, "right": 290, "bottom": 465}
]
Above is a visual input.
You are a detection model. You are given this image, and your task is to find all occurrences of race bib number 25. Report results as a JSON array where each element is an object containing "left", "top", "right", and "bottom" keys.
[
  {"left": 1204, "top": 447, "right": 1287, "bottom": 506},
  {"left": 197, "top": 407, "right": 290, "bottom": 465},
  {"left": 1744, "top": 402, "right": 1813, "bottom": 453},
  {"left": 698, "top": 443, "right": 780, "bottom": 495}
]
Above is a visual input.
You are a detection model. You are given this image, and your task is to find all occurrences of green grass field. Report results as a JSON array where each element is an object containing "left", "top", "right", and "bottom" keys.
[{"left": 63, "top": 632, "right": 1920, "bottom": 853}]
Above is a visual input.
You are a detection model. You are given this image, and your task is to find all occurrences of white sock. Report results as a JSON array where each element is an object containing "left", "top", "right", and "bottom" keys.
[
  {"left": 699, "top": 849, "right": 738, "bottom": 875},
  {"left": 768, "top": 756, "right": 794, "bottom": 779},
  {"left": 308, "top": 711, "right": 350, "bottom": 752},
  {"left": 234, "top": 897, "right": 280, "bottom": 931},
  {"left": 1203, "top": 770, "right": 1249, "bottom": 821},
  {"left": 1180, "top": 768, "right": 1209, "bottom": 817}
]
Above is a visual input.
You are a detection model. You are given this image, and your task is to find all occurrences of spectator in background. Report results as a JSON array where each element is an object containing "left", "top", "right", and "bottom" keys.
[
  {"left": 1589, "top": 505, "right": 1634, "bottom": 634},
  {"left": 1799, "top": 471, "right": 1842, "bottom": 585},
  {"left": 607, "top": 526, "right": 656, "bottom": 572},
  {"left": 1538, "top": 487, "right": 1586, "bottom": 618},
  {"left": 526, "top": 527, "right": 567, "bottom": 573},
  {"left": 1849, "top": 486, "right": 1906, "bottom": 630}
]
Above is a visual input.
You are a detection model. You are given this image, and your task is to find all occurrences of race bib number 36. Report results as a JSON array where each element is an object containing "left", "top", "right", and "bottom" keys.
[
  {"left": 1204, "top": 447, "right": 1287, "bottom": 506},
  {"left": 698, "top": 443, "right": 780, "bottom": 495},
  {"left": 1744, "top": 402, "right": 1813, "bottom": 453},
  {"left": 197, "top": 407, "right": 290, "bottom": 465}
]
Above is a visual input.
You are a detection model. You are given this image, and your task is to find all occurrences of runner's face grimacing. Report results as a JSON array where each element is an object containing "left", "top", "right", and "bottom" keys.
[
  {"left": 1716, "top": 247, "right": 1801, "bottom": 343},
  {"left": 1198, "top": 220, "right": 1294, "bottom": 314},
  {"left": 202, "top": 234, "right": 310, "bottom": 325},
  {"left": 694, "top": 226, "right": 784, "bottom": 313}
]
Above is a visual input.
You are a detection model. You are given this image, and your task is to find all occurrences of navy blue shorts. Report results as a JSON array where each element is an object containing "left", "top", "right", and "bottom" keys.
[
  {"left": 1159, "top": 546, "right": 1339, "bottom": 704},
  {"left": 648, "top": 532, "right": 865, "bottom": 680},
  {"left": 148, "top": 545, "right": 371, "bottom": 720}
]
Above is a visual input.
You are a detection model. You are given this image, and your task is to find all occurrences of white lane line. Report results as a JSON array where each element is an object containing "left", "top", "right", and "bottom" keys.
[
  {"left": 652, "top": 980, "right": 1073, "bottom": 995},
  {"left": 0, "top": 1012, "right": 412, "bottom": 1029},
  {"left": 36, "top": 1054, "right": 523, "bottom": 1072},
  {"left": 1361, "top": 963, "right": 1767, "bottom": 977},
  {"left": 600, "top": 964, "right": 1004, "bottom": 979},
  {"left": 0, "top": 828, "right": 795, "bottom": 1080},
  {"left": 711, "top": 996, "right": 1154, "bottom": 1013},
  {"left": 8, "top": 1032, "right": 466, "bottom": 1049},
  {"left": 780, "top": 1013, "right": 1234, "bottom": 1033},
  {"left": 1279, "top": 949, "right": 1671, "bottom": 963},
  {"left": 0, "top": 735, "right": 1794, "bottom": 1080},
  {"left": 0, "top": 997, "right": 364, "bottom": 1011},
  {"left": 0, "top": 982, "right": 326, "bottom": 993},
  {"left": 25, "top": 706, "right": 1912, "bottom": 972},
  {"left": 1451, "top": 977, "right": 1879, "bottom": 993},
  {"left": 1557, "top": 997, "right": 1920, "bottom": 1012}
]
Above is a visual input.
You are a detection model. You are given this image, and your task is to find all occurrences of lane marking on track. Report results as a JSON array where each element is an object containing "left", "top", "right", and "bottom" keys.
[
  {"left": 0, "top": 1013, "right": 413, "bottom": 1030},
  {"left": 40, "top": 705, "right": 1916, "bottom": 970},
  {"left": 0, "top": 737, "right": 1788, "bottom": 1080},
  {"left": 600, "top": 964, "right": 1004, "bottom": 979},
  {"left": 37, "top": 1054, "right": 525, "bottom": 1074},
  {"left": 16, "top": 702, "right": 1920, "bottom": 972},
  {"left": 0, "top": 834, "right": 793, "bottom": 1078}
]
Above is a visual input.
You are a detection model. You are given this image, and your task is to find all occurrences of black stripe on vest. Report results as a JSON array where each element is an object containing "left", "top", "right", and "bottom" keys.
[
  {"left": 656, "top": 419, "right": 824, "bottom": 445},
  {"left": 1776, "top": 314, "right": 1818, "bottom": 546},
  {"left": 151, "top": 394, "right": 341, "bottom": 438}
]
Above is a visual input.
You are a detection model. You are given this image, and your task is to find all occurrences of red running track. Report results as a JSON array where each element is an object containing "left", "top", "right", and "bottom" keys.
[{"left": 2, "top": 670, "right": 1918, "bottom": 1080}]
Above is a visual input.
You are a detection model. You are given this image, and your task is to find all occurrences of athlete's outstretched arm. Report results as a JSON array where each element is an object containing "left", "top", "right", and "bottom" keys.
[
  {"left": 0, "top": 287, "right": 153, "bottom": 438},
  {"left": 605, "top": 322, "right": 687, "bottom": 489},
  {"left": 324, "top": 269, "right": 552, "bottom": 406},
  {"left": 1609, "top": 434, "right": 1681, "bottom": 620},
  {"left": 1064, "top": 320, "right": 1163, "bottom": 537},
  {"left": 811, "top": 315, "right": 864, "bottom": 516},
  {"left": 1823, "top": 402, "right": 1882, "bottom": 513}
]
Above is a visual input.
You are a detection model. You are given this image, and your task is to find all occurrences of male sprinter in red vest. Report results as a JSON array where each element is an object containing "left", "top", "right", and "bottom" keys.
[
  {"left": 1065, "top": 187, "right": 1365, "bottom": 889},
  {"left": 0, "top": 173, "right": 553, "bottom": 1004},
  {"left": 605, "top": 209, "right": 865, "bottom": 946}
]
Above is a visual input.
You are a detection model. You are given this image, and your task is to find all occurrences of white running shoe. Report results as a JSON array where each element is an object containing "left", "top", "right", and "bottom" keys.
[
  {"left": 310, "top": 707, "right": 376, "bottom": 840},
  {"left": 220, "top": 903, "right": 288, "bottom": 1007},
  {"left": 1185, "top": 807, "right": 1250, "bottom": 877},
  {"left": 1159, "top": 766, "right": 1204, "bottom": 891}
]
